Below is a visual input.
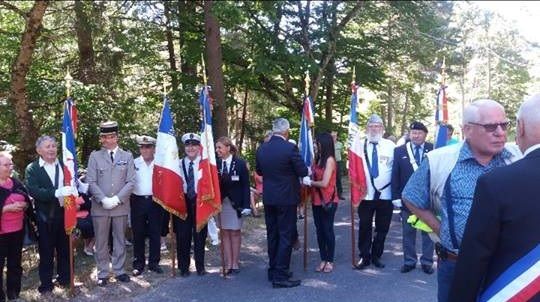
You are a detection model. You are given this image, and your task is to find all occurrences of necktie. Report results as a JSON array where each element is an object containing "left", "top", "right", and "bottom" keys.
[
  {"left": 371, "top": 142, "right": 379, "bottom": 178},
  {"left": 187, "top": 161, "right": 195, "bottom": 199},
  {"left": 110, "top": 151, "right": 114, "bottom": 163},
  {"left": 222, "top": 161, "right": 228, "bottom": 175},
  {"left": 414, "top": 145, "right": 421, "bottom": 164},
  {"left": 54, "top": 163, "right": 59, "bottom": 188}
]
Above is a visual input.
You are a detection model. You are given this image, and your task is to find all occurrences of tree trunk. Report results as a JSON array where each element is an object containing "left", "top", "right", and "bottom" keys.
[
  {"left": 74, "top": 0, "right": 97, "bottom": 84},
  {"left": 324, "top": 58, "right": 335, "bottom": 124},
  {"left": 204, "top": 0, "right": 228, "bottom": 138},
  {"left": 238, "top": 87, "right": 249, "bottom": 154},
  {"left": 164, "top": 1, "right": 179, "bottom": 90},
  {"left": 8, "top": 0, "right": 49, "bottom": 173},
  {"left": 400, "top": 91, "right": 410, "bottom": 136}
]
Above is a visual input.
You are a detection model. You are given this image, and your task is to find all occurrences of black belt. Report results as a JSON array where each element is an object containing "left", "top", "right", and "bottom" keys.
[
  {"left": 435, "top": 242, "right": 459, "bottom": 261},
  {"left": 134, "top": 194, "right": 152, "bottom": 200}
]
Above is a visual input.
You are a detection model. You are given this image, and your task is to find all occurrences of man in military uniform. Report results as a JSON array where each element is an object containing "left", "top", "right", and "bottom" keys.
[
  {"left": 131, "top": 135, "right": 164, "bottom": 276},
  {"left": 86, "top": 121, "right": 135, "bottom": 286}
]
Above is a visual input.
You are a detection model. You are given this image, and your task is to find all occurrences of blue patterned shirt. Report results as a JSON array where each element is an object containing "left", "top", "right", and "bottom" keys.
[{"left": 402, "top": 142, "right": 513, "bottom": 253}]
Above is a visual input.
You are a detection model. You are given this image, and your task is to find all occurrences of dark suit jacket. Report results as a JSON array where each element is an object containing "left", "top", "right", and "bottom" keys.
[
  {"left": 255, "top": 135, "right": 308, "bottom": 206},
  {"left": 391, "top": 142, "right": 433, "bottom": 201},
  {"left": 217, "top": 155, "right": 251, "bottom": 211},
  {"left": 449, "top": 148, "right": 540, "bottom": 302},
  {"left": 25, "top": 159, "right": 64, "bottom": 220}
]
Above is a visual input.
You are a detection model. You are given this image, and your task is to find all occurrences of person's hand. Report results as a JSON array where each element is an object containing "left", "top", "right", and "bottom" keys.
[
  {"left": 55, "top": 186, "right": 74, "bottom": 198},
  {"left": 101, "top": 197, "right": 116, "bottom": 210},
  {"left": 241, "top": 209, "right": 252, "bottom": 216},
  {"left": 392, "top": 199, "right": 402, "bottom": 208},
  {"left": 68, "top": 186, "right": 79, "bottom": 197},
  {"left": 77, "top": 181, "right": 89, "bottom": 194},
  {"left": 302, "top": 176, "right": 312, "bottom": 186},
  {"left": 110, "top": 196, "right": 121, "bottom": 208}
]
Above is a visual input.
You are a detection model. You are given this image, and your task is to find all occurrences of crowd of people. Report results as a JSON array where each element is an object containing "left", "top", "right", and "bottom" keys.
[{"left": 0, "top": 94, "right": 539, "bottom": 301}]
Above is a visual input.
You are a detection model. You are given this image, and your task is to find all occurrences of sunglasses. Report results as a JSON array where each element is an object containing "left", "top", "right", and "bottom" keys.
[{"left": 468, "top": 121, "right": 509, "bottom": 132}]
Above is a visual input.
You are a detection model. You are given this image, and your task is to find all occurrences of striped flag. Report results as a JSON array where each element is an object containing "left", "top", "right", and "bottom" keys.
[
  {"left": 299, "top": 95, "right": 314, "bottom": 168},
  {"left": 61, "top": 97, "right": 78, "bottom": 235},
  {"left": 434, "top": 85, "right": 449, "bottom": 148},
  {"left": 348, "top": 82, "right": 367, "bottom": 205},
  {"left": 196, "top": 86, "right": 221, "bottom": 232},
  {"left": 153, "top": 96, "right": 187, "bottom": 219}
]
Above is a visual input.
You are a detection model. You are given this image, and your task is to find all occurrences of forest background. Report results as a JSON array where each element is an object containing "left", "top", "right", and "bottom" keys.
[{"left": 1, "top": 1, "right": 538, "bottom": 173}]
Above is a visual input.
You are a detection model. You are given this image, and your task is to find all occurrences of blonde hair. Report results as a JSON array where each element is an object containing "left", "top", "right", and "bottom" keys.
[{"left": 216, "top": 136, "right": 237, "bottom": 154}]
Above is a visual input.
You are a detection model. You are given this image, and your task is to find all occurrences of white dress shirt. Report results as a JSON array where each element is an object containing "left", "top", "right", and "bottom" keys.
[
  {"left": 180, "top": 156, "right": 201, "bottom": 193},
  {"left": 39, "top": 157, "right": 64, "bottom": 203},
  {"left": 133, "top": 156, "right": 153, "bottom": 196},
  {"left": 360, "top": 137, "right": 395, "bottom": 200}
]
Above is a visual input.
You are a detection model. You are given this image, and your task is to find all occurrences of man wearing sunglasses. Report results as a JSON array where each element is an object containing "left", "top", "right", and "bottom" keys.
[
  {"left": 450, "top": 94, "right": 540, "bottom": 301},
  {"left": 401, "top": 99, "right": 522, "bottom": 302}
]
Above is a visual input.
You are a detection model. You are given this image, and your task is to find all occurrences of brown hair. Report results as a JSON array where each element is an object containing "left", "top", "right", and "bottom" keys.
[{"left": 216, "top": 136, "right": 237, "bottom": 154}]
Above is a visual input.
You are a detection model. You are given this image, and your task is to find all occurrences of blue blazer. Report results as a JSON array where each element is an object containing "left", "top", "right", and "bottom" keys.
[
  {"left": 391, "top": 142, "right": 433, "bottom": 201},
  {"left": 255, "top": 135, "right": 308, "bottom": 206},
  {"left": 216, "top": 155, "right": 251, "bottom": 211}
]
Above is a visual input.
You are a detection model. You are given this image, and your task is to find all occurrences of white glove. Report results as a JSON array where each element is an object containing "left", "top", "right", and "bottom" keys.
[
  {"left": 69, "top": 186, "right": 79, "bottom": 197},
  {"left": 302, "top": 176, "right": 312, "bottom": 186},
  {"left": 392, "top": 199, "right": 402, "bottom": 208},
  {"left": 101, "top": 197, "right": 116, "bottom": 210},
  {"left": 241, "top": 209, "right": 252, "bottom": 216},
  {"left": 110, "top": 195, "right": 121, "bottom": 207},
  {"left": 55, "top": 186, "right": 73, "bottom": 198},
  {"left": 77, "top": 181, "right": 89, "bottom": 194}
]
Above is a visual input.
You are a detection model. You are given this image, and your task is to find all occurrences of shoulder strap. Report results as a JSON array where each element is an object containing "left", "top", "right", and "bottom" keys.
[{"left": 363, "top": 139, "right": 390, "bottom": 198}]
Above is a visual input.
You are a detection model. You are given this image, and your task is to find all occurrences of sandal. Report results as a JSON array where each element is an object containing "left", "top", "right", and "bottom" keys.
[
  {"left": 323, "top": 262, "right": 333, "bottom": 273},
  {"left": 315, "top": 261, "right": 327, "bottom": 272}
]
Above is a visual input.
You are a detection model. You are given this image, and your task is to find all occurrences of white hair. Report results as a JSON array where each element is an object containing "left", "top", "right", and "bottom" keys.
[
  {"left": 35, "top": 135, "right": 57, "bottom": 149},
  {"left": 0, "top": 151, "right": 12, "bottom": 160},
  {"left": 462, "top": 99, "right": 505, "bottom": 124},
  {"left": 272, "top": 118, "right": 290, "bottom": 134},
  {"left": 517, "top": 94, "right": 540, "bottom": 133}
]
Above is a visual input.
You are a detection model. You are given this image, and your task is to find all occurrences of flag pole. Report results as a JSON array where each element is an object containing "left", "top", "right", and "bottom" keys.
[
  {"left": 64, "top": 70, "right": 75, "bottom": 296},
  {"left": 202, "top": 54, "right": 226, "bottom": 278},
  {"left": 303, "top": 70, "right": 310, "bottom": 272},
  {"left": 350, "top": 67, "right": 357, "bottom": 268}
]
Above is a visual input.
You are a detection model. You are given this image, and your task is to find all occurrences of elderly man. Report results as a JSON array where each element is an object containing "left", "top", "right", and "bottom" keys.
[
  {"left": 25, "top": 135, "right": 76, "bottom": 293},
  {"left": 402, "top": 99, "right": 522, "bottom": 302},
  {"left": 86, "top": 121, "right": 135, "bottom": 286},
  {"left": 391, "top": 122, "right": 434, "bottom": 274},
  {"left": 256, "top": 118, "right": 308, "bottom": 288},
  {"left": 131, "top": 135, "right": 164, "bottom": 276},
  {"left": 449, "top": 95, "right": 540, "bottom": 301},
  {"left": 353, "top": 114, "right": 396, "bottom": 270}
]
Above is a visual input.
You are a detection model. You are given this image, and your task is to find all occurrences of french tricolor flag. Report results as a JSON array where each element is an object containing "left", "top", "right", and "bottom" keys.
[
  {"left": 61, "top": 97, "right": 78, "bottom": 235},
  {"left": 434, "top": 85, "right": 449, "bottom": 149},
  {"left": 479, "top": 244, "right": 540, "bottom": 302},
  {"left": 347, "top": 82, "right": 367, "bottom": 205},
  {"left": 153, "top": 96, "right": 187, "bottom": 219},
  {"left": 299, "top": 95, "right": 314, "bottom": 168},
  {"left": 195, "top": 86, "right": 221, "bottom": 232}
]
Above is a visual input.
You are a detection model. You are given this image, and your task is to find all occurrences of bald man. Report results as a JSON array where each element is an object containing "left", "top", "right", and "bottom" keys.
[{"left": 449, "top": 95, "right": 540, "bottom": 302}]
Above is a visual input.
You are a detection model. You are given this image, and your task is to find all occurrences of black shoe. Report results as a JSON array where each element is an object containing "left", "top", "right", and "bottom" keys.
[
  {"left": 354, "top": 259, "right": 370, "bottom": 270},
  {"left": 197, "top": 270, "right": 207, "bottom": 276},
  {"left": 400, "top": 264, "right": 415, "bottom": 273},
  {"left": 272, "top": 279, "right": 301, "bottom": 288},
  {"left": 97, "top": 278, "right": 108, "bottom": 287},
  {"left": 421, "top": 264, "right": 434, "bottom": 275},
  {"left": 132, "top": 269, "right": 143, "bottom": 276},
  {"left": 267, "top": 270, "right": 293, "bottom": 282},
  {"left": 372, "top": 258, "right": 385, "bottom": 268},
  {"left": 149, "top": 266, "right": 164, "bottom": 274},
  {"left": 230, "top": 268, "right": 240, "bottom": 275},
  {"left": 180, "top": 270, "right": 190, "bottom": 277},
  {"left": 116, "top": 274, "right": 130, "bottom": 283}
]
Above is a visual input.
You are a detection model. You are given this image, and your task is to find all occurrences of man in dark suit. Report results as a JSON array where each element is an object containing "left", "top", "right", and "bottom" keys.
[
  {"left": 449, "top": 95, "right": 540, "bottom": 302},
  {"left": 256, "top": 118, "right": 308, "bottom": 288},
  {"left": 25, "top": 135, "right": 76, "bottom": 293},
  {"left": 391, "top": 122, "right": 435, "bottom": 274}
]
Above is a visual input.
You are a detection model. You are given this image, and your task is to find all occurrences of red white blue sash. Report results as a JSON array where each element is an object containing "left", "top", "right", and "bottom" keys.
[{"left": 479, "top": 244, "right": 540, "bottom": 302}]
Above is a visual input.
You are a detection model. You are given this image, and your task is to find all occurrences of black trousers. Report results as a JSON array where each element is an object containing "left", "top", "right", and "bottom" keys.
[
  {"left": 36, "top": 211, "right": 70, "bottom": 291},
  {"left": 173, "top": 197, "right": 207, "bottom": 273},
  {"left": 357, "top": 199, "right": 393, "bottom": 261},
  {"left": 130, "top": 195, "right": 164, "bottom": 270},
  {"left": 312, "top": 204, "right": 337, "bottom": 262},
  {"left": 0, "top": 230, "right": 23, "bottom": 301},
  {"left": 264, "top": 204, "right": 297, "bottom": 282}
]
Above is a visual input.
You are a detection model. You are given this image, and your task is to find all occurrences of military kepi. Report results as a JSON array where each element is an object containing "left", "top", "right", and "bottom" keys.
[
  {"left": 136, "top": 135, "right": 156, "bottom": 146},
  {"left": 410, "top": 121, "right": 428, "bottom": 133},
  {"left": 100, "top": 121, "right": 118, "bottom": 135},
  {"left": 181, "top": 133, "right": 201, "bottom": 145}
]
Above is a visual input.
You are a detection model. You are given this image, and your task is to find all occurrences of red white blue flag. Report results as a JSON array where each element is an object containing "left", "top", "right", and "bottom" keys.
[
  {"left": 434, "top": 85, "right": 449, "bottom": 148},
  {"left": 196, "top": 86, "right": 221, "bottom": 232},
  {"left": 153, "top": 96, "right": 187, "bottom": 219},
  {"left": 479, "top": 244, "right": 540, "bottom": 302},
  {"left": 299, "top": 95, "right": 314, "bottom": 168},
  {"left": 348, "top": 82, "right": 367, "bottom": 205},
  {"left": 61, "top": 97, "right": 78, "bottom": 235}
]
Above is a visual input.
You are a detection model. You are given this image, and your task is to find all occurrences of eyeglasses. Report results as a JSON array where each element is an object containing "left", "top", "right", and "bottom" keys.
[{"left": 468, "top": 121, "right": 509, "bottom": 132}]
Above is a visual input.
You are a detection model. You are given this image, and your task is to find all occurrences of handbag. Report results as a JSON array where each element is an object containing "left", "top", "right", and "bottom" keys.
[
  {"left": 316, "top": 187, "right": 336, "bottom": 212},
  {"left": 23, "top": 203, "right": 38, "bottom": 246}
]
